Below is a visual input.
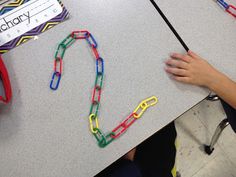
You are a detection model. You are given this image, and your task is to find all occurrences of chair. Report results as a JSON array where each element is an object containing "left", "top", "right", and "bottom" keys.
[{"left": 204, "top": 95, "right": 230, "bottom": 155}]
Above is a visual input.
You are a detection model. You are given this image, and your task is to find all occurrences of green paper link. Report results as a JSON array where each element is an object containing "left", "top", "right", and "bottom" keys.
[
  {"left": 60, "top": 34, "right": 76, "bottom": 48},
  {"left": 93, "top": 128, "right": 106, "bottom": 143},
  {"left": 95, "top": 73, "right": 104, "bottom": 89},
  {"left": 89, "top": 102, "right": 100, "bottom": 117},
  {"left": 98, "top": 132, "right": 115, "bottom": 148},
  {"left": 54, "top": 44, "right": 66, "bottom": 59}
]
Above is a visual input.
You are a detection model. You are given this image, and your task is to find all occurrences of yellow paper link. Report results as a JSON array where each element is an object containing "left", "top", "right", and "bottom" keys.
[
  {"left": 133, "top": 104, "right": 148, "bottom": 119},
  {"left": 133, "top": 96, "right": 158, "bottom": 119},
  {"left": 89, "top": 114, "right": 100, "bottom": 134},
  {"left": 141, "top": 96, "right": 158, "bottom": 108}
]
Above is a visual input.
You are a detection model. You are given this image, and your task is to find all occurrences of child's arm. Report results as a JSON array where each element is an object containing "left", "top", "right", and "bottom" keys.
[{"left": 165, "top": 50, "right": 236, "bottom": 109}]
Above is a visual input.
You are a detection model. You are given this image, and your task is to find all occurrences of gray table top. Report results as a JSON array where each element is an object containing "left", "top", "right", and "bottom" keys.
[{"left": 0, "top": 0, "right": 225, "bottom": 176}]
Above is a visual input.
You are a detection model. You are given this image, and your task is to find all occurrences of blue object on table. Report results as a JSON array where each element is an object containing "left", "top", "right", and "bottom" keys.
[
  {"left": 86, "top": 33, "right": 98, "bottom": 48},
  {"left": 217, "top": 0, "right": 229, "bottom": 9},
  {"left": 50, "top": 72, "right": 61, "bottom": 91}
]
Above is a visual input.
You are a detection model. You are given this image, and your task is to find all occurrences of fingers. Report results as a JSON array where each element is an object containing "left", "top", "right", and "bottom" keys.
[
  {"left": 170, "top": 53, "right": 192, "bottom": 63},
  {"left": 165, "top": 67, "right": 188, "bottom": 76},
  {"left": 165, "top": 58, "right": 189, "bottom": 69},
  {"left": 165, "top": 66, "right": 192, "bottom": 84},
  {"left": 188, "top": 50, "right": 199, "bottom": 59},
  {"left": 173, "top": 76, "right": 191, "bottom": 83},
  {"left": 165, "top": 51, "right": 203, "bottom": 85}
]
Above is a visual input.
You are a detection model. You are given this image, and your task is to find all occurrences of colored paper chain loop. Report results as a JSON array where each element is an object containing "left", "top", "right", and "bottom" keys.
[
  {"left": 50, "top": 72, "right": 61, "bottom": 90},
  {"left": 133, "top": 96, "right": 158, "bottom": 119},
  {"left": 71, "top": 30, "right": 90, "bottom": 39},
  {"left": 111, "top": 113, "right": 137, "bottom": 139},
  {"left": 89, "top": 114, "right": 100, "bottom": 134},
  {"left": 96, "top": 57, "right": 104, "bottom": 75},
  {"left": 86, "top": 33, "right": 98, "bottom": 48},
  {"left": 217, "top": 0, "right": 229, "bottom": 9},
  {"left": 50, "top": 30, "right": 158, "bottom": 148},
  {"left": 216, "top": 0, "right": 236, "bottom": 18},
  {"left": 55, "top": 43, "right": 66, "bottom": 59},
  {"left": 92, "top": 46, "right": 100, "bottom": 59},
  {"left": 226, "top": 4, "right": 236, "bottom": 17},
  {"left": 54, "top": 57, "right": 63, "bottom": 75}
]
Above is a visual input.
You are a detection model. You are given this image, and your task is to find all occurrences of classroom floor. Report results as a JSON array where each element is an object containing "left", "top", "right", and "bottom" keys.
[{"left": 175, "top": 99, "right": 236, "bottom": 177}]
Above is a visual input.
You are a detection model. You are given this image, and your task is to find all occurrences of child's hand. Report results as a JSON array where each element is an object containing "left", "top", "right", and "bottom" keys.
[
  {"left": 165, "top": 50, "right": 220, "bottom": 88},
  {"left": 165, "top": 50, "right": 236, "bottom": 109}
]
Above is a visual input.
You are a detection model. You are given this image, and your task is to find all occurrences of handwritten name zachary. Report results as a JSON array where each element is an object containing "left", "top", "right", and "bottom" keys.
[{"left": 0, "top": 11, "right": 30, "bottom": 33}]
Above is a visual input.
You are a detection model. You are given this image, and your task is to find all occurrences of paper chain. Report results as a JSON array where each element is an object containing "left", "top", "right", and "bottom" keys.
[
  {"left": 216, "top": 0, "right": 236, "bottom": 18},
  {"left": 50, "top": 31, "right": 158, "bottom": 147}
]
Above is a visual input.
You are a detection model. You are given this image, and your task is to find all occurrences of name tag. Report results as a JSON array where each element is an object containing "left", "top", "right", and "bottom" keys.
[{"left": 0, "top": 0, "right": 68, "bottom": 53}]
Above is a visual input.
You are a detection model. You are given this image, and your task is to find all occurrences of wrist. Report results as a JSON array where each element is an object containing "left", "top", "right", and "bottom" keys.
[{"left": 206, "top": 71, "right": 228, "bottom": 92}]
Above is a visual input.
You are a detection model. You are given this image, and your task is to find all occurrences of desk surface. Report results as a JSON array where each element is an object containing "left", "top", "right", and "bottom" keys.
[{"left": 0, "top": 0, "right": 222, "bottom": 176}]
